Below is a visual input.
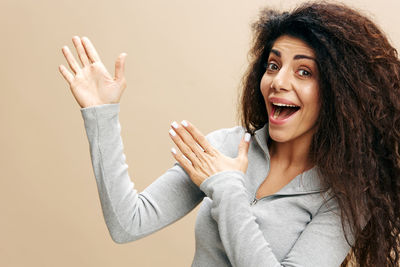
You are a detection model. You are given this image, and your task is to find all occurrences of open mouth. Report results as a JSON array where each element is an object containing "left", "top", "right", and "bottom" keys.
[{"left": 271, "top": 103, "right": 300, "bottom": 121}]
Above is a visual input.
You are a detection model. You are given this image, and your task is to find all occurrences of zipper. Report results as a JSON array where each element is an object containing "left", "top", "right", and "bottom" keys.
[
  {"left": 250, "top": 197, "right": 258, "bottom": 206},
  {"left": 251, "top": 195, "right": 272, "bottom": 206},
  {"left": 250, "top": 139, "right": 271, "bottom": 207}
]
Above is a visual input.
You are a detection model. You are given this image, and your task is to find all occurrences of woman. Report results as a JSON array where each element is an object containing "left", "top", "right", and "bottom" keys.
[{"left": 59, "top": 1, "right": 400, "bottom": 266}]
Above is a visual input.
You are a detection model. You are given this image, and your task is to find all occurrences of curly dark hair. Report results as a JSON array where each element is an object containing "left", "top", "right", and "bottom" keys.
[{"left": 238, "top": 1, "right": 400, "bottom": 266}]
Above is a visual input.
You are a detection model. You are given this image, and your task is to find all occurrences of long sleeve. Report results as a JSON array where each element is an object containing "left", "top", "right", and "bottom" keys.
[
  {"left": 80, "top": 103, "right": 209, "bottom": 243},
  {"left": 199, "top": 170, "right": 351, "bottom": 267}
]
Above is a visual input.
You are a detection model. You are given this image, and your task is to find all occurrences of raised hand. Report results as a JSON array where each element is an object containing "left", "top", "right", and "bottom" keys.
[{"left": 58, "top": 36, "right": 127, "bottom": 108}]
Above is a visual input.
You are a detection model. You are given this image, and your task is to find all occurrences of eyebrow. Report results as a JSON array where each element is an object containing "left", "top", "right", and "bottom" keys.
[{"left": 270, "top": 49, "right": 316, "bottom": 61}]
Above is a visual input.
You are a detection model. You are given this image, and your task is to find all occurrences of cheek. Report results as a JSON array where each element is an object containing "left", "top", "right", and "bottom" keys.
[
  {"left": 301, "top": 84, "right": 320, "bottom": 120},
  {"left": 299, "top": 80, "right": 319, "bottom": 100},
  {"left": 260, "top": 75, "right": 271, "bottom": 98},
  {"left": 260, "top": 75, "right": 272, "bottom": 114}
]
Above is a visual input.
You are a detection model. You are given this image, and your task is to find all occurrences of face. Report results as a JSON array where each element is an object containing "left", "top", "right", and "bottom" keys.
[{"left": 260, "top": 35, "right": 320, "bottom": 144}]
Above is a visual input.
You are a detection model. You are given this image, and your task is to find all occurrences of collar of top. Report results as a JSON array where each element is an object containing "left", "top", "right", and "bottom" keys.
[{"left": 253, "top": 123, "right": 329, "bottom": 194}]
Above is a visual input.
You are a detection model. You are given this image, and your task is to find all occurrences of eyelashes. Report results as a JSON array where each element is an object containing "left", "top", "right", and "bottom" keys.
[
  {"left": 298, "top": 69, "right": 311, "bottom": 77},
  {"left": 263, "top": 62, "right": 278, "bottom": 71},
  {"left": 263, "top": 61, "right": 313, "bottom": 78}
]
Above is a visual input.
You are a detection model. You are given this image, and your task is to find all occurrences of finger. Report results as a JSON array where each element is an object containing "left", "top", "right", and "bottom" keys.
[
  {"left": 169, "top": 128, "right": 199, "bottom": 166},
  {"left": 72, "top": 36, "right": 90, "bottom": 66},
  {"left": 237, "top": 132, "right": 251, "bottom": 160},
  {"left": 81, "top": 36, "right": 101, "bottom": 63},
  {"left": 171, "top": 121, "right": 206, "bottom": 160},
  {"left": 61, "top": 46, "right": 81, "bottom": 74},
  {"left": 114, "top": 53, "right": 127, "bottom": 82},
  {"left": 170, "top": 147, "right": 195, "bottom": 176},
  {"left": 180, "top": 120, "right": 216, "bottom": 155},
  {"left": 58, "top": 64, "right": 74, "bottom": 85}
]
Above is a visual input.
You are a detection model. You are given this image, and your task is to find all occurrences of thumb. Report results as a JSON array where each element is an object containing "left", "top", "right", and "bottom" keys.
[
  {"left": 114, "top": 52, "right": 127, "bottom": 82},
  {"left": 237, "top": 132, "right": 251, "bottom": 160}
]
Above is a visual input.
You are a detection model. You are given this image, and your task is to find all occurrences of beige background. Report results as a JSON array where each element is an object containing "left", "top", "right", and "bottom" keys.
[{"left": 0, "top": 0, "right": 399, "bottom": 266}]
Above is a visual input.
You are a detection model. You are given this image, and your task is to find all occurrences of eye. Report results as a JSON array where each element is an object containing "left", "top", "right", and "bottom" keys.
[
  {"left": 264, "top": 62, "right": 279, "bottom": 71},
  {"left": 297, "top": 69, "right": 311, "bottom": 77}
]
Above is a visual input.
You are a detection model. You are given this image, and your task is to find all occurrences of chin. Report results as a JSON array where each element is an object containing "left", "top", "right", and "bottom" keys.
[{"left": 268, "top": 128, "right": 292, "bottom": 143}]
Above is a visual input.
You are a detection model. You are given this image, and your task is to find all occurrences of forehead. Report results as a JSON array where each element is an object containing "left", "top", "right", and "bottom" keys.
[{"left": 270, "top": 35, "right": 316, "bottom": 58}]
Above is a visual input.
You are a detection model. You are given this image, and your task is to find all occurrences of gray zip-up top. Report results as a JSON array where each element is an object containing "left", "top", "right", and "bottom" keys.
[{"left": 80, "top": 103, "right": 353, "bottom": 267}]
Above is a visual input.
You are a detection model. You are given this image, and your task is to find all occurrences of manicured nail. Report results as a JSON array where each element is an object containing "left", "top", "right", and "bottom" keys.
[
  {"left": 171, "top": 121, "right": 179, "bottom": 129},
  {"left": 244, "top": 133, "right": 251, "bottom": 142},
  {"left": 169, "top": 129, "right": 176, "bottom": 136},
  {"left": 181, "top": 120, "right": 188, "bottom": 127},
  {"left": 171, "top": 148, "right": 177, "bottom": 154}
]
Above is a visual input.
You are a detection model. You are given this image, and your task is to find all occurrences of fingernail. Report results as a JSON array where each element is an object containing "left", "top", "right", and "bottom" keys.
[
  {"left": 171, "top": 148, "right": 177, "bottom": 154},
  {"left": 169, "top": 129, "right": 176, "bottom": 136},
  {"left": 244, "top": 133, "right": 251, "bottom": 142},
  {"left": 181, "top": 120, "right": 188, "bottom": 127},
  {"left": 171, "top": 121, "right": 179, "bottom": 129}
]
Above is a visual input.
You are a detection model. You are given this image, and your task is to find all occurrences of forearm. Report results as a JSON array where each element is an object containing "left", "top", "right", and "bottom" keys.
[{"left": 81, "top": 103, "right": 204, "bottom": 243}]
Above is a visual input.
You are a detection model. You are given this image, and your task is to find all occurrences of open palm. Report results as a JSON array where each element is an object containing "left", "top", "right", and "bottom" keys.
[{"left": 59, "top": 36, "right": 127, "bottom": 108}]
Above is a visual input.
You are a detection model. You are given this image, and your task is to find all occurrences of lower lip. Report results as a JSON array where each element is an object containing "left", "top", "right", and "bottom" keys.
[{"left": 269, "top": 106, "right": 300, "bottom": 125}]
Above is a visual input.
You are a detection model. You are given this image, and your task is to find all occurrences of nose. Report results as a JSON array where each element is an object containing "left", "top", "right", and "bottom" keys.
[{"left": 270, "top": 67, "right": 292, "bottom": 92}]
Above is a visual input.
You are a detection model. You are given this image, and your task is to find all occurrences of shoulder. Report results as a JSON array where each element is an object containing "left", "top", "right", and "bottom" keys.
[{"left": 206, "top": 126, "right": 245, "bottom": 156}]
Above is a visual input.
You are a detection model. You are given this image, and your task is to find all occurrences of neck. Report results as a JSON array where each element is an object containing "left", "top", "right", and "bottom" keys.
[{"left": 268, "top": 135, "right": 314, "bottom": 171}]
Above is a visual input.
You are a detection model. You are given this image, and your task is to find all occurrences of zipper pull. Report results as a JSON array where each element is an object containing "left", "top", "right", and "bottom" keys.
[{"left": 250, "top": 198, "right": 258, "bottom": 206}]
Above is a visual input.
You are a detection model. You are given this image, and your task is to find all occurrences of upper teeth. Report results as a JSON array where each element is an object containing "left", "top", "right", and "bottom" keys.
[{"left": 272, "top": 103, "right": 298, "bottom": 107}]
